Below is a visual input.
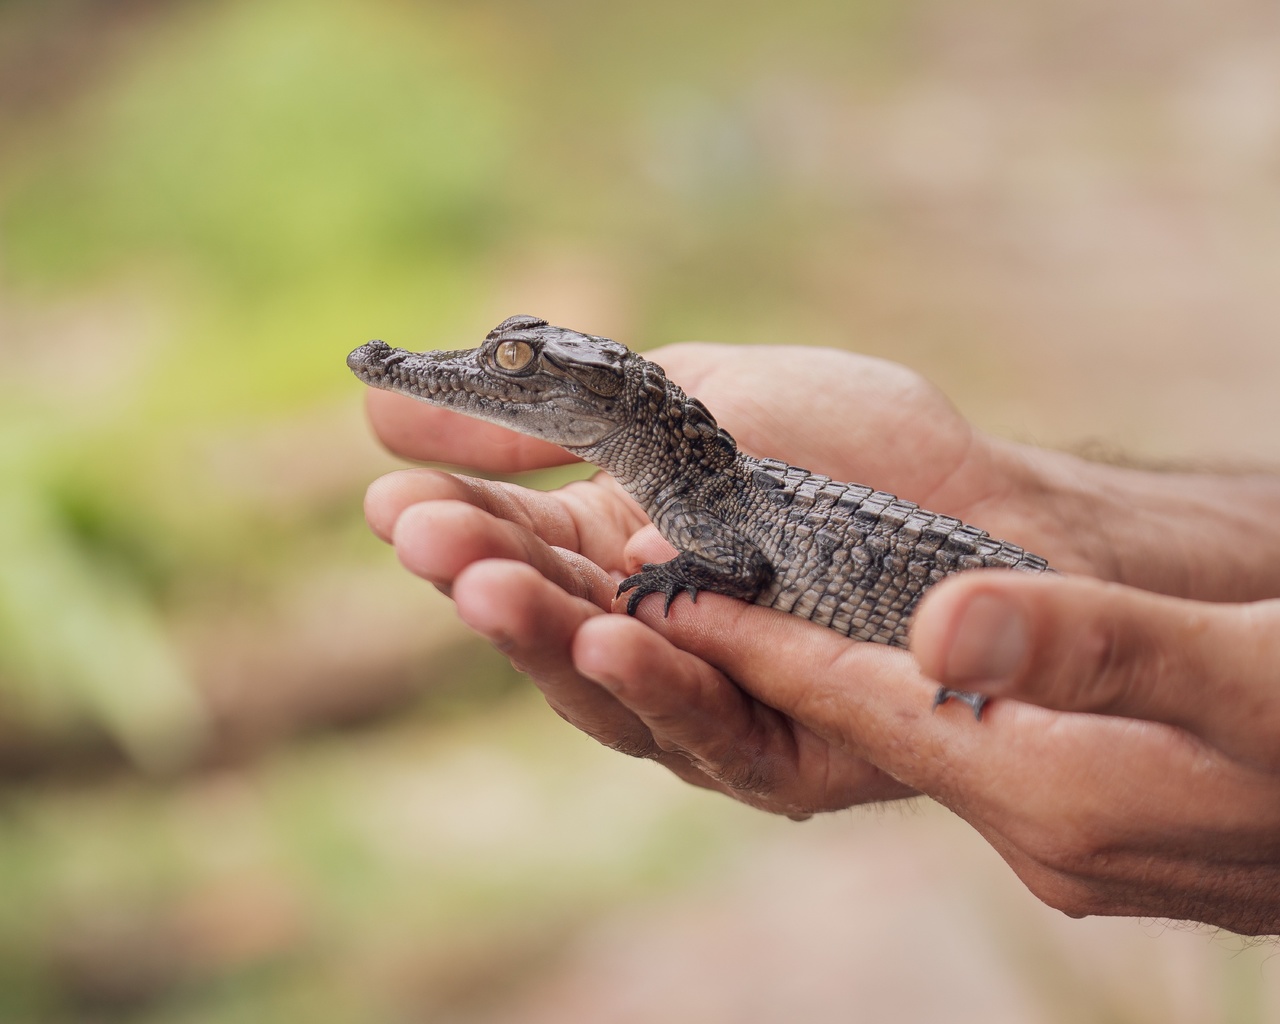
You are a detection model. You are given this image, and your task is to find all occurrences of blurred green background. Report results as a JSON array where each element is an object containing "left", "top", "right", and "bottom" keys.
[{"left": 2, "top": 0, "right": 1279, "bottom": 1020}]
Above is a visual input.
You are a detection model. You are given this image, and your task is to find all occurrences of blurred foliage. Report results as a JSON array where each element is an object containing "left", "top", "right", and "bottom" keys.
[{"left": 0, "top": 692, "right": 757, "bottom": 1021}]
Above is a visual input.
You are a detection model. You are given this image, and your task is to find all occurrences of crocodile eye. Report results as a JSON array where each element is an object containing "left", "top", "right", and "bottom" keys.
[{"left": 494, "top": 340, "right": 534, "bottom": 371}]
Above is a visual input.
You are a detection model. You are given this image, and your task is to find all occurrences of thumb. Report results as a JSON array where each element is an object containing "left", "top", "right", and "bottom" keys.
[{"left": 910, "top": 570, "right": 1280, "bottom": 771}]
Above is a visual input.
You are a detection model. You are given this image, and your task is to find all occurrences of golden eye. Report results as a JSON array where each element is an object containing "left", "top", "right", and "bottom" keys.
[{"left": 495, "top": 340, "right": 534, "bottom": 371}]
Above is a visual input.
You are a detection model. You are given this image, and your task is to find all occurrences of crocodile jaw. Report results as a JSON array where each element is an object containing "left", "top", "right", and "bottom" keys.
[{"left": 346, "top": 340, "right": 623, "bottom": 447}]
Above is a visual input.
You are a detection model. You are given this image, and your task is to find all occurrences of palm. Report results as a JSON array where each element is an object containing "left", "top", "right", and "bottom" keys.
[
  {"left": 666, "top": 344, "right": 974, "bottom": 499},
  {"left": 363, "top": 340, "right": 1052, "bottom": 815}
]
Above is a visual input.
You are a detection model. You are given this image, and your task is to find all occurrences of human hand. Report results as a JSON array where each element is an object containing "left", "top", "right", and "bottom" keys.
[
  {"left": 603, "top": 569, "right": 1280, "bottom": 934},
  {"left": 362, "top": 337, "right": 1280, "bottom": 842},
  {"left": 363, "top": 342, "right": 1076, "bottom": 812}
]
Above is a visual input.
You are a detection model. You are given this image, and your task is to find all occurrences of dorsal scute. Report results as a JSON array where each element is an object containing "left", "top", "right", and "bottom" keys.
[
  {"left": 487, "top": 314, "right": 548, "bottom": 338},
  {"left": 634, "top": 358, "right": 737, "bottom": 461}
]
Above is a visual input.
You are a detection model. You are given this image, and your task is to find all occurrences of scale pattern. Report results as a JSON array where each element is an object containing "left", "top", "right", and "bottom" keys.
[{"left": 740, "top": 458, "right": 1051, "bottom": 647}]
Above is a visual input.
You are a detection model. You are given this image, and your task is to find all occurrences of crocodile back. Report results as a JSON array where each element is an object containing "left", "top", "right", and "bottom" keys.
[{"left": 741, "top": 457, "right": 1051, "bottom": 647}]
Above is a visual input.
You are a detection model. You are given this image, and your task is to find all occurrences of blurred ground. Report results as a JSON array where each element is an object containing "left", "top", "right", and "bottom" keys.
[{"left": 1, "top": 0, "right": 1279, "bottom": 1020}]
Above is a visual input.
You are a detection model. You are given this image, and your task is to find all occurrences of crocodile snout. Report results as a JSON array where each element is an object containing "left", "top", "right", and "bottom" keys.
[{"left": 347, "top": 340, "right": 394, "bottom": 375}]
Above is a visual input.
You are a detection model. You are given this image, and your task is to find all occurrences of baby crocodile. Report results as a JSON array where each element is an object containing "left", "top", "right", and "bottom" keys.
[{"left": 348, "top": 315, "right": 1053, "bottom": 717}]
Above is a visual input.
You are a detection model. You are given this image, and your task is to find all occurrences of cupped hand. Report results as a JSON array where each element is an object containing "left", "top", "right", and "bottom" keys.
[
  {"left": 596, "top": 571, "right": 1280, "bottom": 934},
  {"left": 362, "top": 341, "right": 1056, "bottom": 813},
  {"left": 363, "top": 336, "right": 1280, "bottom": 928}
]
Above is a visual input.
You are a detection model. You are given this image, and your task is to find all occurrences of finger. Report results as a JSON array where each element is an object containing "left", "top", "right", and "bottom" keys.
[
  {"left": 391, "top": 499, "right": 616, "bottom": 609},
  {"left": 910, "top": 571, "right": 1280, "bottom": 772},
  {"left": 451, "top": 551, "right": 881, "bottom": 811},
  {"left": 365, "top": 389, "right": 574, "bottom": 471},
  {"left": 368, "top": 468, "right": 588, "bottom": 546},
  {"left": 642, "top": 595, "right": 1280, "bottom": 860},
  {"left": 451, "top": 559, "right": 662, "bottom": 758},
  {"left": 620, "top": 524, "right": 678, "bottom": 574},
  {"left": 387, "top": 498, "right": 745, "bottom": 789},
  {"left": 573, "top": 613, "right": 913, "bottom": 813},
  {"left": 626, "top": 591, "right": 1119, "bottom": 822},
  {"left": 632, "top": 584, "right": 1280, "bottom": 936},
  {"left": 452, "top": 559, "right": 743, "bottom": 795},
  {"left": 635, "top": 594, "right": 941, "bottom": 746},
  {"left": 367, "top": 468, "right": 646, "bottom": 570}
]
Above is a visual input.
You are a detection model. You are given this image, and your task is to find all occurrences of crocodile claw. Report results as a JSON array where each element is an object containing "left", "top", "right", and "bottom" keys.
[
  {"left": 932, "top": 687, "right": 988, "bottom": 720},
  {"left": 617, "top": 562, "right": 701, "bottom": 616}
]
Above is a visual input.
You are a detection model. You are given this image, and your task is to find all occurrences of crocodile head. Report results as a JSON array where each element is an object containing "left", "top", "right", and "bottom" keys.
[{"left": 347, "top": 315, "right": 633, "bottom": 447}]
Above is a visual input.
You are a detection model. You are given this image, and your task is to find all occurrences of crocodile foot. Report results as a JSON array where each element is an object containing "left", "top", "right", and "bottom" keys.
[
  {"left": 932, "top": 687, "right": 988, "bottom": 720},
  {"left": 617, "top": 561, "right": 700, "bottom": 616}
]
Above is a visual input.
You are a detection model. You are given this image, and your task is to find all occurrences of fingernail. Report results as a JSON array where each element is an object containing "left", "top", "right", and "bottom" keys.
[{"left": 942, "top": 592, "right": 1028, "bottom": 690}]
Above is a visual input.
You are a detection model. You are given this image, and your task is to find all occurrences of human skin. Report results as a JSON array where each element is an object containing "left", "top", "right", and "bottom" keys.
[{"left": 361, "top": 342, "right": 1280, "bottom": 934}]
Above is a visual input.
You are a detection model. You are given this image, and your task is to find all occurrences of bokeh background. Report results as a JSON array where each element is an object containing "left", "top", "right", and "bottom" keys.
[{"left": 2, "top": 0, "right": 1279, "bottom": 1020}]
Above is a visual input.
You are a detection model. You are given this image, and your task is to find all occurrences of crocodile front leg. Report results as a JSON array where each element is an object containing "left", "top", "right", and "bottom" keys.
[{"left": 618, "top": 545, "right": 772, "bottom": 616}]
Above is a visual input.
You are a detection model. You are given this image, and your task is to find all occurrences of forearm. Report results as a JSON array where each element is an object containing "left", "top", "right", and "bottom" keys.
[{"left": 998, "top": 441, "right": 1280, "bottom": 602}]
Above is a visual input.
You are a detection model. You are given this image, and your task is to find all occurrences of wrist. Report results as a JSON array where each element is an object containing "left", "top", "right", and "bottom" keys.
[{"left": 994, "top": 440, "right": 1280, "bottom": 601}]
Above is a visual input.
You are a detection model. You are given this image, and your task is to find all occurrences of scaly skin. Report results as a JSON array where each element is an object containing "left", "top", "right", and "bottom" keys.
[{"left": 347, "top": 315, "right": 1055, "bottom": 716}]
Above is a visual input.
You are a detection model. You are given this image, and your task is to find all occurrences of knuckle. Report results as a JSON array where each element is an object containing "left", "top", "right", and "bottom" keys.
[
  {"left": 1042, "top": 614, "right": 1132, "bottom": 711},
  {"left": 1060, "top": 618, "right": 1119, "bottom": 702},
  {"left": 545, "top": 704, "right": 662, "bottom": 760},
  {"left": 1094, "top": 640, "right": 1149, "bottom": 713},
  {"left": 1051, "top": 597, "right": 1177, "bottom": 714},
  {"left": 1003, "top": 816, "right": 1113, "bottom": 880},
  {"left": 700, "top": 754, "right": 778, "bottom": 796},
  {"left": 1009, "top": 852, "right": 1115, "bottom": 920},
  {"left": 1027, "top": 875, "right": 1108, "bottom": 919},
  {"left": 603, "top": 732, "right": 663, "bottom": 760},
  {"left": 731, "top": 788, "right": 814, "bottom": 818},
  {"left": 650, "top": 732, "right": 778, "bottom": 795}
]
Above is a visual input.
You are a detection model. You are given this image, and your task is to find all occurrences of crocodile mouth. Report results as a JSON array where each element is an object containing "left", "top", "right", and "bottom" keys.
[
  {"left": 345, "top": 339, "right": 624, "bottom": 446},
  {"left": 346, "top": 341, "right": 488, "bottom": 402}
]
